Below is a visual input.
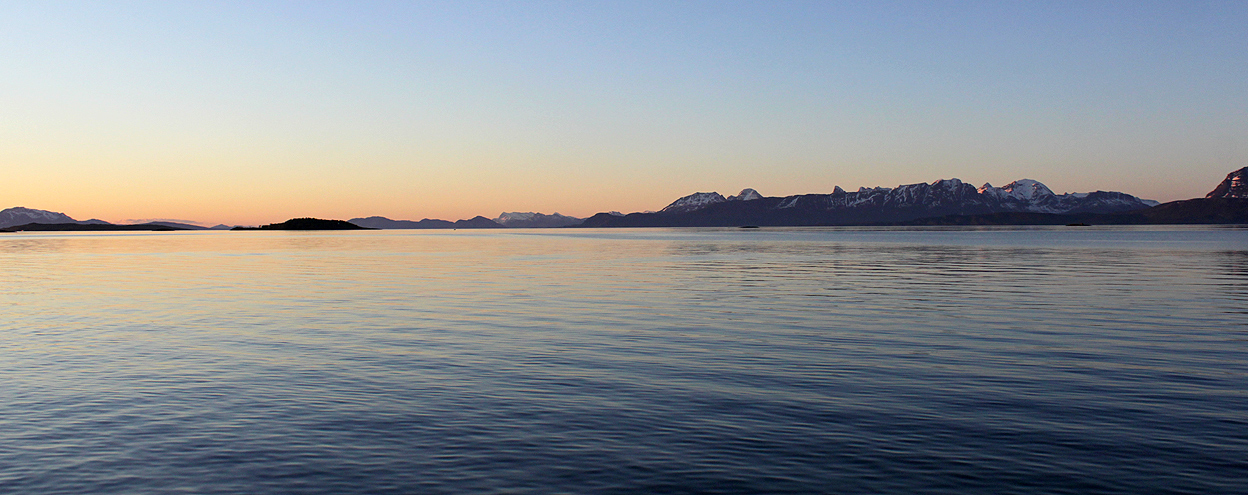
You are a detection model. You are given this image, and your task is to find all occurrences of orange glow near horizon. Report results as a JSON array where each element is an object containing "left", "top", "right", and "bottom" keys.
[{"left": 3, "top": 3, "right": 1243, "bottom": 225}]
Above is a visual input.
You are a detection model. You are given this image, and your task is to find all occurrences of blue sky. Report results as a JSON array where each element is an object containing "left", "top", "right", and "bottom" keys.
[{"left": 2, "top": 1, "right": 1245, "bottom": 224}]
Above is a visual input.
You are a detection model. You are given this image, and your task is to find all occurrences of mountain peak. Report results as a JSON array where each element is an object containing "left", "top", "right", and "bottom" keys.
[
  {"left": 727, "top": 188, "right": 762, "bottom": 201},
  {"left": 661, "top": 192, "right": 727, "bottom": 213},
  {"left": 495, "top": 212, "right": 537, "bottom": 223},
  {"left": 1207, "top": 166, "right": 1248, "bottom": 199},
  {"left": 1000, "top": 179, "right": 1055, "bottom": 200}
]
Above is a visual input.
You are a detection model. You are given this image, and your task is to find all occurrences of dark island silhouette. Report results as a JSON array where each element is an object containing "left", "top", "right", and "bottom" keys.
[{"left": 231, "top": 218, "right": 373, "bottom": 231}]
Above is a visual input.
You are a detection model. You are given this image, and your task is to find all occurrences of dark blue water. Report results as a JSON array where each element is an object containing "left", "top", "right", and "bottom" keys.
[{"left": 1, "top": 227, "right": 1245, "bottom": 494}]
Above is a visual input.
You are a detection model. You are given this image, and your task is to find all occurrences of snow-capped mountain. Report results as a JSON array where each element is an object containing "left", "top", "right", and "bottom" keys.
[
  {"left": 977, "top": 179, "right": 1159, "bottom": 213},
  {"left": 0, "top": 207, "right": 80, "bottom": 228},
  {"left": 727, "top": 188, "right": 762, "bottom": 201},
  {"left": 686, "top": 179, "right": 1152, "bottom": 216},
  {"left": 493, "top": 212, "right": 583, "bottom": 228},
  {"left": 661, "top": 189, "right": 763, "bottom": 213},
  {"left": 582, "top": 177, "right": 1159, "bottom": 227},
  {"left": 660, "top": 192, "right": 728, "bottom": 213},
  {"left": 1207, "top": 167, "right": 1248, "bottom": 199}
]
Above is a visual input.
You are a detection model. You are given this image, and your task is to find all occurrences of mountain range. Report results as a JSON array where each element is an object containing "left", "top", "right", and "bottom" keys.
[
  {"left": 581, "top": 177, "right": 1166, "bottom": 227},
  {"left": 905, "top": 167, "right": 1247, "bottom": 226},
  {"left": 346, "top": 212, "right": 585, "bottom": 229},
  {"left": 0, "top": 208, "right": 232, "bottom": 230},
  {"left": 347, "top": 216, "right": 504, "bottom": 229},
  {"left": 4, "top": 167, "right": 1246, "bottom": 230},
  {"left": 0, "top": 207, "right": 114, "bottom": 229},
  {"left": 492, "top": 212, "right": 584, "bottom": 228}
]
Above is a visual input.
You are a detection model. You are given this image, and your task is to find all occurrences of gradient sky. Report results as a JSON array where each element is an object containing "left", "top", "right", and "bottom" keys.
[{"left": 2, "top": 1, "right": 1245, "bottom": 225}]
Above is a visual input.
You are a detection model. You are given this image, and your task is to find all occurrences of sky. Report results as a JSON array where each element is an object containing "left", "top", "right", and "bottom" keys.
[{"left": 2, "top": 1, "right": 1246, "bottom": 225}]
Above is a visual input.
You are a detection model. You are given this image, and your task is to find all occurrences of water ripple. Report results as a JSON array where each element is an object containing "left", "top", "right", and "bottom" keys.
[{"left": 0, "top": 228, "right": 1245, "bottom": 494}]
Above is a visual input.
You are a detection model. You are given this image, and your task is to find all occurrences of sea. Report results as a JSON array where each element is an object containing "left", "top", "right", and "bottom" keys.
[{"left": 1, "top": 226, "right": 1245, "bottom": 494}]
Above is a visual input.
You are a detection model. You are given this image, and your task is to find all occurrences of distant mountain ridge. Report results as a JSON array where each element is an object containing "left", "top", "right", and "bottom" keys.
[
  {"left": 1, "top": 222, "right": 190, "bottom": 232},
  {"left": 583, "top": 177, "right": 1160, "bottom": 227},
  {"left": 351, "top": 213, "right": 581, "bottom": 229},
  {"left": 147, "top": 221, "right": 209, "bottom": 230},
  {"left": 349, "top": 216, "right": 503, "bottom": 229},
  {"left": 0, "top": 207, "right": 211, "bottom": 230},
  {"left": 0, "top": 207, "right": 79, "bottom": 228},
  {"left": 7, "top": 168, "right": 1246, "bottom": 230},
  {"left": 493, "top": 212, "right": 583, "bottom": 228}
]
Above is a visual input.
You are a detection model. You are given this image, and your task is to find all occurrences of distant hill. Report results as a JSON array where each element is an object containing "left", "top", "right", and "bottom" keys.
[
  {"left": 232, "top": 218, "right": 372, "bottom": 230},
  {"left": 350, "top": 217, "right": 456, "bottom": 229},
  {"left": 349, "top": 216, "right": 503, "bottom": 229},
  {"left": 455, "top": 216, "right": 504, "bottom": 228}
]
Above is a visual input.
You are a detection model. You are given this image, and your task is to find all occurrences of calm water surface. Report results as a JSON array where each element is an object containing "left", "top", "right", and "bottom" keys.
[{"left": 1, "top": 227, "right": 1245, "bottom": 494}]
